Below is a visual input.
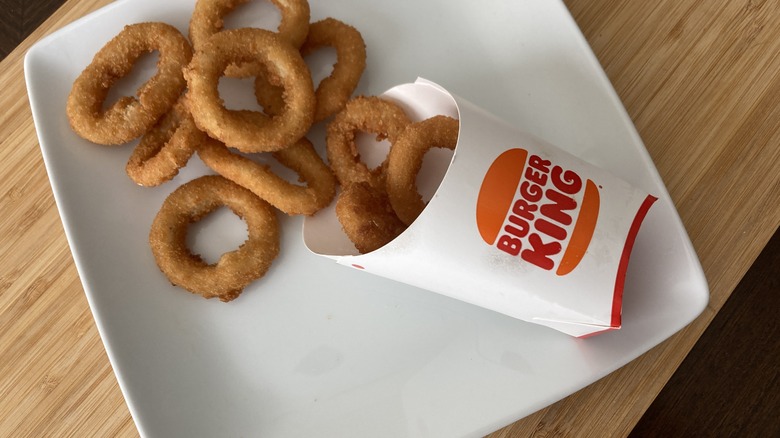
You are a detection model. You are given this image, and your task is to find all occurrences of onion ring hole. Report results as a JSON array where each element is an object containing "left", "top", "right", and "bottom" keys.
[{"left": 185, "top": 206, "right": 249, "bottom": 265}]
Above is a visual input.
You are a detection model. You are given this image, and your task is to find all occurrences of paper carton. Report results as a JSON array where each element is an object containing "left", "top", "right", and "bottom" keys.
[{"left": 303, "top": 79, "right": 656, "bottom": 337}]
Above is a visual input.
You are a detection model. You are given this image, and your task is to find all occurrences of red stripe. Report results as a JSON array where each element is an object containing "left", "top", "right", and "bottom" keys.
[{"left": 610, "top": 194, "right": 658, "bottom": 328}]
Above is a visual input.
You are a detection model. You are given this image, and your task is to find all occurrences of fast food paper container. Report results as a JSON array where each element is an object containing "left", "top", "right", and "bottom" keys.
[{"left": 303, "top": 78, "right": 657, "bottom": 338}]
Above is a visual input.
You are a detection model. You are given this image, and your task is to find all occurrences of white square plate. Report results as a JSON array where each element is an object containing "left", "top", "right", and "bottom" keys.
[{"left": 25, "top": 0, "right": 708, "bottom": 436}]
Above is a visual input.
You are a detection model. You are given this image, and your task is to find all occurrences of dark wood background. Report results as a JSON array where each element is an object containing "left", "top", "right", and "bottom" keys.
[
  {"left": 631, "top": 230, "right": 779, "bottom": 437},
  {"left": 4, "top": 1, "right": 778, "bottom": 436}
]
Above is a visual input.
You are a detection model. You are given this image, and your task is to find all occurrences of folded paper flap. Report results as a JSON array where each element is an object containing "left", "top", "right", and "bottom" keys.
[
  {"left": 532, "top": 318, "right": 621, "bottom": 339},
  {"left": 303, "top": 78, "right": 656, "bottom": 337}
]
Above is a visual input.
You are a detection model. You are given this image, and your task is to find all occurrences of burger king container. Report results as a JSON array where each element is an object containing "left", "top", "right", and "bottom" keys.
[{"left": 303, "top": 78, "right": 656, "bottom": 338}]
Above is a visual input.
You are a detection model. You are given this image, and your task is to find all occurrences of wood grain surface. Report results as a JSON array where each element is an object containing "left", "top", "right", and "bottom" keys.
[
  {"left": 630, "top": 230, "right": 779, "bottom": 437},
  {"left": 0, "top": 0, "right": 777, "bottom": 437}
]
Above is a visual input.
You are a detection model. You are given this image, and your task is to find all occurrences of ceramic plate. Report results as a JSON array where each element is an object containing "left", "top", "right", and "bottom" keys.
[{"left": 25, "top": 0, "right": 708, "bottom": 436}]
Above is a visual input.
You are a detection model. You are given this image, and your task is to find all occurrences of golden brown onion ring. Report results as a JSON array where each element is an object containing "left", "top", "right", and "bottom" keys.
[
  {"left": 336, "top": 182, "right": 407, "bottom": 254},
  {"left": 189, "top": 0, "right": 310, "bottom": 76},
  {"left": 197, "top": 137, "right": 336, "bottom": 216},
  {"left": 149, "top": 175, "right": 280, "bottom": 302},
  {"left": 125, "top": 95, "right": 204, "bottom": 186},
  {"left": 255, "top": 17, "right": 366, "bottom": 123},
  {"left": 66, "top": 22, "right": 192, "bottom": 145},
  {"left": 325, "top": 96, "right": 410, "bottom": 191},
  {"left": 386, "top": 115, "right": 459, "bottom": 225},
  {"left": 184, "top": 28, "right": 315, "bottom": 152}
]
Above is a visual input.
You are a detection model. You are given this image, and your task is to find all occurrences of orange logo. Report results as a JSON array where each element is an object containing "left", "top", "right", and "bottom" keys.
[{"left": 476, "top": 148, "right": 600, "bottom": 276}]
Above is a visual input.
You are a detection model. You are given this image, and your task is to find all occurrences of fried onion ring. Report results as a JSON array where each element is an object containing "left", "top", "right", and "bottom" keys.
[
  {"left": 66, "top": 22, "right": 192, "bottom": 145},
  {"left": 189, "top": 0, "right": 310, "bottom": 49},
  {"left": 336, "top": 182, "right": 407, "bottom": 254},
  {"left": 325, "top": 96, "right": 410, "bottom": 191},
  {"left": 125, "top": 95, "right": 204, "bottom": 186},
  {"left": 189, "top": 0, "right": 310, "bottom": 76},
  {"left": 255, "top": 17, "right": 366, "bottom": 123},
  {"left": 386, "top": 115, "right": 459, "bottom": 225},
  {"left": 149, "top": 175, "right": 280, "bottom": 302},
  {"left": 184, "top": 28, "right": 315, "bottom": 152},
  {"left": 197, "top": 137, "right": 336, "bottom": 216}
]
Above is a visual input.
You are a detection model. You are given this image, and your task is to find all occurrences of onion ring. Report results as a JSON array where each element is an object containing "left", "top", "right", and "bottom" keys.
[
  {"left": 386, "top": 115, "right": 459, "bottom": 225},
  {"left": 125, "top": 95, "right": 204, "bottom": 186},
  {"left": 66, "top": 22, "right": 192, "bottom": 145},
  {"left": 184, "top": 28, "right": 315, "bottom": 152},
  {"left": 149, "top": 175, "right": 280, "bottom": 302},
  {"left": 189, "top": 0, "right": 310, "bottom": 76},
  {"left": 197, "top": 137, "right": 336, "bottom": 216},
  {"left": 336, "top": 182, "right": 407, "bottom": 254},
  {"left": 255, "top": 17, "right": 366, "bottom": 123},
  {"left": 325, "top": 96, "right": 410, "bottom": 191}
]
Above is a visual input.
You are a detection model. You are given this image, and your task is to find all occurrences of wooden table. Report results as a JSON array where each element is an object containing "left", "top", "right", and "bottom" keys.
[{"left": 1, "top": 0, "right": 777, "bottom": 436}]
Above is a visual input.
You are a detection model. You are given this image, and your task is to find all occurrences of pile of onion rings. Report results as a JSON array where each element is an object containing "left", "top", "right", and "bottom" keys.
[
  {"left": 66, "top": 0, "right": 461, "bottom": 293},
  {"left": 66, "top": 0, "right": 369, "bottom": 300},
  {"left": 326, "top": 97, "right": 460, "bottom": 253}
]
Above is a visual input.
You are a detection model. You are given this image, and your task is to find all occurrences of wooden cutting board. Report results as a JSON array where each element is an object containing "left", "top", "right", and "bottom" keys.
[{"left": 0, "top": 0, "right": 778, "bottom": 436}]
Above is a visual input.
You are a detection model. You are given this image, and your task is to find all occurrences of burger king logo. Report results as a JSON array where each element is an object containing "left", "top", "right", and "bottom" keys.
[{"left": 476, "top": 148, "right": 600, "bottom": 275}]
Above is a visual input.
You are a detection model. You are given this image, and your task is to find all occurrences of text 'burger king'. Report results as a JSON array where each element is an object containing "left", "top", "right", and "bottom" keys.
[{"left": 477, "top": 148, "right": 601, "bottom": 276}]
